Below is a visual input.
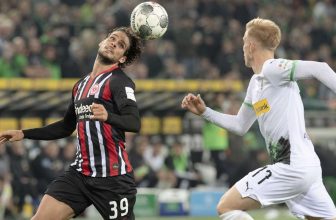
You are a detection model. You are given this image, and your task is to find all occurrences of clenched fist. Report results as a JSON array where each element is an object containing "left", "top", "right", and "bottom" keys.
[
  {"left": 90, "top": 103, "right": 108, "bottom": 121},
  {"left": 0, "top": 130, "right": 24, "bottom": 145}
]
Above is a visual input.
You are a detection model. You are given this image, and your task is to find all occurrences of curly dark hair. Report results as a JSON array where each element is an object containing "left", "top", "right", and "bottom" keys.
[{"left": 110, "top": 27, "right": 143, "bottom": 68}]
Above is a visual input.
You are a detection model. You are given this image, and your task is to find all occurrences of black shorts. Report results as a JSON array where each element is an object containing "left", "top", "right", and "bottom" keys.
[{"left": 46, "top": 167, "right": 137, "bottom": 220}]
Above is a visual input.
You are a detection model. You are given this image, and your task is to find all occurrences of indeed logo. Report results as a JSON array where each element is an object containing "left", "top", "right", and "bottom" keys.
[{"left": 75, "top": 104, "right": 92, "bottom": 115}]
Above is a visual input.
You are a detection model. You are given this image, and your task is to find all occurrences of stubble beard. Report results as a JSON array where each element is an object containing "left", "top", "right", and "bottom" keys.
[{"left": 97, "top": 51, "right": 116, "bottom": 65}]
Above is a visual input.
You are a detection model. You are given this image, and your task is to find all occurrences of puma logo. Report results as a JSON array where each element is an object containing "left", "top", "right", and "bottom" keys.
[{"left": 245, "top": 181, "right": 253, "bottom": 191}]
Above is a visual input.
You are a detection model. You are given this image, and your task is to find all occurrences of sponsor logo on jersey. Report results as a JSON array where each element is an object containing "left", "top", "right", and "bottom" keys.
[
  {"left": 89, "top": 84, "right": 99, "bottom": 95},
  {"left": 75, "top": 103, "right": 92, "bottom": 120},
  {"left": 253, "top": 98, "right": 270, "bottom": 116},
  {"left": 112, "top": 163, "right": 119, "bottom": 169},
  {"left": 278, "top": 59, "right": 291, "bottom": 70}
]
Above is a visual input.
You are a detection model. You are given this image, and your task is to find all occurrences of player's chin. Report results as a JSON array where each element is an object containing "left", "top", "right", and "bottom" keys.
[
  {"left": 98, "top": 53, "right": 116, "bottom": 65},
  {"left": 245, "top": 61, "right": 251, "bottom": 68}
]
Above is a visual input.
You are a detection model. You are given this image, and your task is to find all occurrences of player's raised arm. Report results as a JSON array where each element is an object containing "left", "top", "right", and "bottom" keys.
[
  {"left": 202, "top": 103, "right": 256, "bottom": 136},
  {"left": 294, "top": 60, "right": 336, "bottom": 93},
  {"left": 99, "top": 77, "right": 141, "bottom": 133}
]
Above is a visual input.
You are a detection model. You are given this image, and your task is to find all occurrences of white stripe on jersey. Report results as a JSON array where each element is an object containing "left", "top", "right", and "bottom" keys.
[
  {"left": 86, "top": 121, "right": 97, "bottom": 177},
  {"left": 93, "top": 73, "right": 112, "bottom": 177},
  {"left": 118, "top": 146, "right": 126, "bottom": 175},
  {"left": 95, "top": 73, "right": 112, "bottom": 98},
  {"left": 95, "top": 121, "right": 107, "bottom": 177},
  {"left": 76, "top": 75, "right": 90, "bottom": 101}
]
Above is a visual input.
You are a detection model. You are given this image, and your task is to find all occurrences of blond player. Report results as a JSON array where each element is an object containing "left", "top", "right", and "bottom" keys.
[{"left": 182, "top": 18, "right": 336, "bottom": 220}]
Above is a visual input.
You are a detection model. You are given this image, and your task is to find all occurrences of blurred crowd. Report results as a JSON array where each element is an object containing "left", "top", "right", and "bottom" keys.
[
  {"left": 0, "top": 138, "right": 76, "bottom": 219},
  {"left": 0, "top": 0, "right": 336, "bottom": 107}
]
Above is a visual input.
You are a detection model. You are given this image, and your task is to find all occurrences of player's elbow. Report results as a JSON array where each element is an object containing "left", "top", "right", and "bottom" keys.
[
  {"left": 234, "top": 129, "right": 246, "bottom": 136},
  {"left": 234, "top": 126, "right": 249, "bottom": 136},
  {"left": 317, "top": 62, "right": 331, "bottom": 73},
  {"left": 132, "top": 120, "right": 141, "bottom": 133},
  {"left": 127, "top": 116, "right": 141, "bottom": 133},
  {"left": 65, "top": 130, "right": 75, "bottom": 137},
  {"left": 62, "top": 124, "right": 76, "bottom": 137}
]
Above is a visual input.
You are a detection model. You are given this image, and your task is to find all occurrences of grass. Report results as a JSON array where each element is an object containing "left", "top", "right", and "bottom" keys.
[
  {"left": 134, "top": 209, "right": 296, "bottom": 220},
  {"left": 78, "top": 207, "right": 297, "bottom": 220}
]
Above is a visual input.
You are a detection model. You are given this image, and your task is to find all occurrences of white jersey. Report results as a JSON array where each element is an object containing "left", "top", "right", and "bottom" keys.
[
  {"left": 203, "top": 58, "right": 336, "bottom": 166},
  {"left": 244, "top": 58, "right": 320, "bottom": 166}
]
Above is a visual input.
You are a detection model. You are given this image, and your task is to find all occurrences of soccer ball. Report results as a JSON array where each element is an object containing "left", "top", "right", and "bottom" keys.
[{"left": 130, "top": 1, "right": 168, "bottom": 40}]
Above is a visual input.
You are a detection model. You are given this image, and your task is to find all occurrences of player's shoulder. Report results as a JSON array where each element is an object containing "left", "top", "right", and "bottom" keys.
[
  {"left": 73, "top": 75, "right": 89, "bottom": 89},
  {"left": 261, "top": 58, "right": 298, "bottom": 85},
  {"left": 262, "top": 58, "right": 294, "bottom": 73},
  {"left": 110, "top": 68, "right": 135, "bottom": 88}
]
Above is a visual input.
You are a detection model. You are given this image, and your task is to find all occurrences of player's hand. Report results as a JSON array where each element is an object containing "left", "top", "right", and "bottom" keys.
[
  {"left": 181, "top": 93, "right": 206, "bottom": 115},
  {"left": 0, "top": 130, "right": 24, "bottom": 145},
  {"left": 90, "top": 103, "right": 108, "bottom": 121}
]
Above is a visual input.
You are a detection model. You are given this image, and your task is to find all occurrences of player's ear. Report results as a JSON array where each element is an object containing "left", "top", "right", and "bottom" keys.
[
  {"left": 249, "top": 42, "right": 254, "bottom": 53},
  {"left": 119, "top": 56, "right": 127, "bottom": 64}
]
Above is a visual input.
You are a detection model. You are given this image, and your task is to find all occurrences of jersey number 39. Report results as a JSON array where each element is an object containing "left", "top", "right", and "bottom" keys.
[{"left": 109, "top": 198, "right": 128, "bottom": 219}]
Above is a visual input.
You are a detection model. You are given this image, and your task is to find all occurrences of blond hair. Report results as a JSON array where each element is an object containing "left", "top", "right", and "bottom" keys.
[{"left": 246, "top": 18, "right": 281, "bottom": 51}]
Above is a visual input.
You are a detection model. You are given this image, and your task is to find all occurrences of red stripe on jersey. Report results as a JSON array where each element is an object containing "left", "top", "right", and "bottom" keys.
[
  {"left": 78, "top": 122, "right": 90, "bottom": 175},
  {"left": 103, "top": 123, "right": 119, "bottom": 176},
  {"left": 98, "top": 65, "right": 119, "bottom": 76},
  {"left": 81, "top": 66, "right": 118, "bottom": 99},
  {"left": 120, "top": 141, "right": 133, "bottom": 173},
  {"left": 102, "top": 78, "right": 111, "bottom": 100}
]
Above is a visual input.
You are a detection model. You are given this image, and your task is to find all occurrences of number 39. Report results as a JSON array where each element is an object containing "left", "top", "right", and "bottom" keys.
[{"left": 109, "top": 198, "right": 128, "bottom": 219}]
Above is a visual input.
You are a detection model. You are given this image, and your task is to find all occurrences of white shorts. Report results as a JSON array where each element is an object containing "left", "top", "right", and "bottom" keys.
[{"left": 235, "top": 163, "right": 336, "bottom": 219}]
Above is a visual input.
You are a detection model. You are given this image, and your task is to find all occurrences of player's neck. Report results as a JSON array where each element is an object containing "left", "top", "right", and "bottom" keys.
[
  {"left": 252, "top": 49, "right": 274, "bottom": 74},
  {"left": 91, "top": 61, "right": 118, "bottom": 78}
]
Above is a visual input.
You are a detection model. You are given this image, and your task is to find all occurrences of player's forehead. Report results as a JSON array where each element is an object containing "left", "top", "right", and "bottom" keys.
[{"left": 108, "top": 31, "right": 130, "bottom": 47}]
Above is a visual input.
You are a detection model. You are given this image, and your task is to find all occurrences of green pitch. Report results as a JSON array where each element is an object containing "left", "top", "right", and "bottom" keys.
[
  {"left": 78, "top": 208, "right": 297, "bottom": 220},
  {"left": 136, "top": 209, "right": 296, "bottom": 220}
]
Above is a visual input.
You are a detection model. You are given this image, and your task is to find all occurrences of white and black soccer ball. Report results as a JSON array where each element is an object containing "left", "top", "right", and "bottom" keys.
[{"left": 130, "top": 1, "right": 168, "bottom": 40}]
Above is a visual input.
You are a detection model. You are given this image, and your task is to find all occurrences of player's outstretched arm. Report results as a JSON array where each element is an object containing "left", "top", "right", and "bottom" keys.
[
  {"left": 0, "top": 130, "right": 24, "bottom": 144},
  {"left": 202, "top": 103, "right": 256, "bottom": 136},
  {"left": 295, "top": 61, "right": 336, "bottom": 93},
  {"left": 23, "top": 102, "right": 77, "bottom": 140},
  {"left": 181, "top": 93, "right": 256, "bottom": 135}
]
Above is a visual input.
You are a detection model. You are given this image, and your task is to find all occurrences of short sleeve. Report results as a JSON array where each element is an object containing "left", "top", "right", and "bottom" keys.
[
  {"left": 262, "top": 59, "right": 297, "bottom": 86},
  {"left": 110, "top": 77, "right": 137, "bottom": 110}
]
